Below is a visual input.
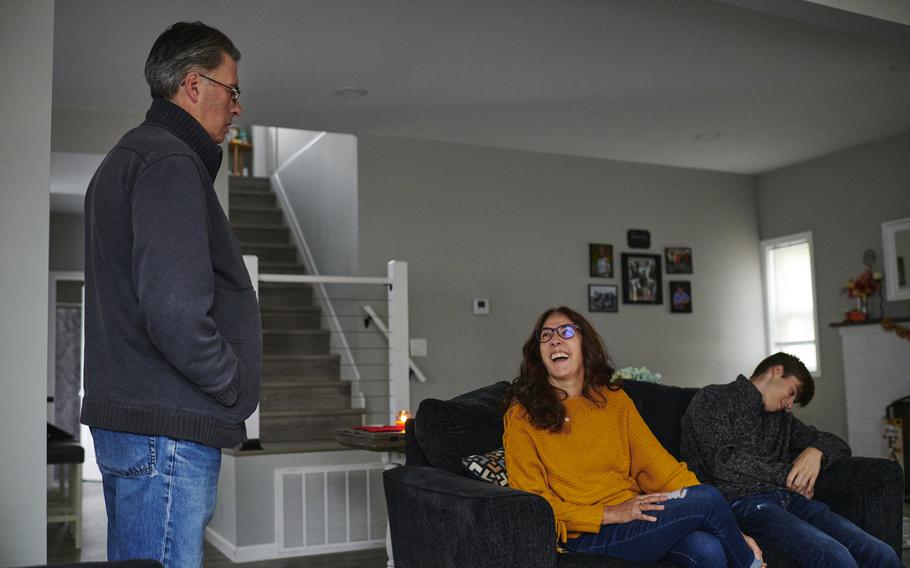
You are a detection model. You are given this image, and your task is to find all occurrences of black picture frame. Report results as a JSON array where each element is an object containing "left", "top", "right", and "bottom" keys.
[
  {"left": 665, "top": 247, "right": 693, "bottom": 274},
  {"left": 669, "top": 281, "right": 692, "bottom": 313},
  {"left": 621, "top": 253, "right": 663, "bottom": 304},
  {"left": 589, "top": 243, "right": 614, "bottom": 278},
  {"left": 588, "top": 284, "right": 618, "bottom": 313}
]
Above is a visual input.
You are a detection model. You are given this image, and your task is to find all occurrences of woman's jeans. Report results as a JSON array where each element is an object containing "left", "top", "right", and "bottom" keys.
[
  {"left": 565, "top": 485, "right": 760, "bottom": 568},
  {"left": 91, "top": 427, "right": 222, "bottom": 568},
  {"left": 730, "top": 489, "right": 902, "bottom": 568}
]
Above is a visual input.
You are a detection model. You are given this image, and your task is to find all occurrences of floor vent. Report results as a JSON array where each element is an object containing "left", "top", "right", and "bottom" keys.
[{"left": 276, "top": 464, "right": 386, "bottom": 555}]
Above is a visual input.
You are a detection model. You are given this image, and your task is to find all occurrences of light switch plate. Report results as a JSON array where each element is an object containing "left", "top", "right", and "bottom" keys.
[
  {"left": 410, "top": 338, "right": 427, "bottom": 357},
  {"left": 473, "top": 298, "right": 490, "bottom": 315}
]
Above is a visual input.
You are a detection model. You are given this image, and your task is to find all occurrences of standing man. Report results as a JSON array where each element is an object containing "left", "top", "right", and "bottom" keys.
[
  {"left": 680, "top": 353, "right": 901, "bottom": 567},
  {"left": 82, "top": 21, "right": 261, "bottom": 567}
]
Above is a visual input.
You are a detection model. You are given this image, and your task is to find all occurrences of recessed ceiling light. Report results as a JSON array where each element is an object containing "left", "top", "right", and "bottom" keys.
[
  {"left": 694, "top": 132, "right": 722, "bottom": 140},
  {"left": 889, "top": 60, "right": 910, "bottom": 71},
  {"left": 333, "top": 87, "right": 368, "bottom": 99}
]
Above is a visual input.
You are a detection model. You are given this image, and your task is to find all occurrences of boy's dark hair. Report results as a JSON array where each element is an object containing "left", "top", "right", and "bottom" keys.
[
  {"left": 751, "top": 352, "right": 814, "bottom": 406},
  {"left": 145, "top": 21, "right": 241, "bottom": 99}
]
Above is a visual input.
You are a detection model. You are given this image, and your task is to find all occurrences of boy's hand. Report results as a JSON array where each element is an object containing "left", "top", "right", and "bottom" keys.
[{"left": 787, "top": 447, "right": 822, "bottom": 498}]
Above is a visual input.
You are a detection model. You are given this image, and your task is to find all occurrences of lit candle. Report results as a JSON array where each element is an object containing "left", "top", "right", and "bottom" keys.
[{"left": 394, "top": 409, "right": 411, "bottom": 428}]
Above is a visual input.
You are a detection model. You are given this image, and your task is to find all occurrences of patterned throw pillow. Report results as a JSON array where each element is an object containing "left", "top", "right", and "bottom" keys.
[{"left": 461, "top": 448, "right": 509, "bottom": 487}]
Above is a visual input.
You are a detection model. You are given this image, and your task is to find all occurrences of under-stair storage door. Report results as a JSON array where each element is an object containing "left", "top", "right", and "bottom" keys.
[{"left": 276, "top": 463, "right": 386, "bottom": 555}]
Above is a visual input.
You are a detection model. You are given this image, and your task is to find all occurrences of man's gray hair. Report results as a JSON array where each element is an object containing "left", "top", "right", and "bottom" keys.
[{"left": 145, "top": 21, "right": 241, "bottom": 99}]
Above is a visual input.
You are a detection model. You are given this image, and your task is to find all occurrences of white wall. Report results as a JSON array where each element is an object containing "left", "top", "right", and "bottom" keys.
[
  {"left": 757, "top": 131, "right": 910, "bottom": 439},
  {"left": 358, "top": 135, "right": 767, "bottom": 404},
  {"left": 274, "top": 131, "right": 358, "bottom": 277},
  {"left": 0, "top": 1, "right": 53, "bottom": 564}
]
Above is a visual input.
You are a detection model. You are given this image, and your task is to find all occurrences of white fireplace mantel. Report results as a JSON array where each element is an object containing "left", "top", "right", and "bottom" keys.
[{"left": 838, "top": 321, "right": 910, "bottom": 458}]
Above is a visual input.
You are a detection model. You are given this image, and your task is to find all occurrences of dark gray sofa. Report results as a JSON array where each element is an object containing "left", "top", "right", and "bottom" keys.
[{"left": 383, "top": 380, "right": 905, "bottom": 567}]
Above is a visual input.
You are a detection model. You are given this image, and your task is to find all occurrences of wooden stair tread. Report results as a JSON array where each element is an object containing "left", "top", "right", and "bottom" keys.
[
  {"left": 261, "top": 408, "right": 365, "bottom": 418},
  {"left": 230, "top": 206, "right": 281, "bottom": 212},
  {"left": 262, "top": 353, "right": 339, "bottom": 360},
  {"left": 262, "top": 329, "right": 329, "bottom": 336},
  {"left": 223, "top": 440, "right": 354, "bottom": 456},
  {"left": 261, "top": 380, "right": 348, "bottom": 389},
  {"left": 240, "top": 242, "right": 295, "bottom": 249}
]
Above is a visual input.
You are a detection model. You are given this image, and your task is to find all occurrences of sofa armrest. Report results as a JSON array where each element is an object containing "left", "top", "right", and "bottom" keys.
[
  {"left": 813, "top": 456, "right": 904, "bottom": 555},
  {"left": 384, "top": 466, "right": 558, "bottom": 568}
]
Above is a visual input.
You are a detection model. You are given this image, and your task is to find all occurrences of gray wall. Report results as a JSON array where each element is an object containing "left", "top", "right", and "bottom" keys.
[
  {"left": 0, "top": 1, "right": 53, "bottom": 564},
  {"left": 757, "top": 131, "right": 910, "bottom": 439},
  {"left": 52, "top": 106, "right": 231, "bottom": 209},
  {"left": 358, "top": 135, "right": 768, "bottom": 405},
  {"left": 49, "top": 212, "right": 85, "bottom": 272}
]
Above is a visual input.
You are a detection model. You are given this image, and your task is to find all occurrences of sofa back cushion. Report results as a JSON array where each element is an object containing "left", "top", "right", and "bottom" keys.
[
  {"left": 621, "top": 380, "right": 699, "bottom": 459},
  {"left": 414, "top": 381, "right": 511, "bottom": 475}
]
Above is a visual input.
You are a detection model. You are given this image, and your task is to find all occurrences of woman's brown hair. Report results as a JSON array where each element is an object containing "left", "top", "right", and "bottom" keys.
[{"left": 504, "top": 306, "right": 618, "bottom": 432}]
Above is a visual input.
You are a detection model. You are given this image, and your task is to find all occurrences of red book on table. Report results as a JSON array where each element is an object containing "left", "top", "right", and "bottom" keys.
[{"left": 353, "top": 425, "right": 405, "bottom": 432}]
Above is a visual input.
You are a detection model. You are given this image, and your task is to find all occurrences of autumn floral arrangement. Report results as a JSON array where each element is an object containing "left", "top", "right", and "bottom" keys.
[{"left": 842, "top": 269, "right": 880, "bottom": 322}]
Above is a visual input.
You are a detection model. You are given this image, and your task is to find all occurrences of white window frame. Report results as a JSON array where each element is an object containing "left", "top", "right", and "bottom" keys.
[{"left": 759, "top": 231, "right": 822, "bottom": 377}]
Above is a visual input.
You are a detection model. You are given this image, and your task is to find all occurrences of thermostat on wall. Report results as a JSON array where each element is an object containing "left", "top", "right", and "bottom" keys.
[{"left": 473, "top": 298, "right": 490, "bottom": 315}]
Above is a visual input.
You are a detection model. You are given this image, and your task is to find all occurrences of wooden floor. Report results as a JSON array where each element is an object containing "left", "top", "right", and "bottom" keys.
[
  {"left": 48, "top": 480, "right": 388, "bottom": 567},
  {"left": 48, "top": 480, "right": 910, "bottom": 567}
]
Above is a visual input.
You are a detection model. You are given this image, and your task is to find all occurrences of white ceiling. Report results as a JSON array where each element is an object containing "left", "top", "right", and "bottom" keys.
[{"left": 52, "top": 0, "right": 910, "bottom": 175}]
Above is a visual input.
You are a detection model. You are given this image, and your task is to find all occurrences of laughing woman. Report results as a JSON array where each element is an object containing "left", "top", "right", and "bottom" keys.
[{"left": 503, "top": 306, "right": 763, "bottom": 568}]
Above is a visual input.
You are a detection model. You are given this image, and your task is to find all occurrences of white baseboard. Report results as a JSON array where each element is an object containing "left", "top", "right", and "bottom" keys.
[
  {"left": 206, "top": 527, "right": 385, "bottom": 562},
  {"left": 205, "top": 527, "right": 279, "bottom": 563}
]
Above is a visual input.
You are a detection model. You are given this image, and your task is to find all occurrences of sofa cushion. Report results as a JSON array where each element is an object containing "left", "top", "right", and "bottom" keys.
[
  {"left": 415, "top": 381, "right": 510, "bottom": 474},
  {"left": 462, "top": 447, "right": 509, "bottom": 487},
  {"left": 621, "top": 380, "right": 698, "bottom": 459}
]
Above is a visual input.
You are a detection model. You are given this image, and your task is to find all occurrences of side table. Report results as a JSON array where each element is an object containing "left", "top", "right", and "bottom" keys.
[{"left": 335, "top": 427, "right": 405, "bottom": 568}]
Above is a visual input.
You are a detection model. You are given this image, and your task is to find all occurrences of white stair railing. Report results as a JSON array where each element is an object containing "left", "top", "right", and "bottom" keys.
[{"left": 362, "top": 305, "right": 427, "bottom": 384}]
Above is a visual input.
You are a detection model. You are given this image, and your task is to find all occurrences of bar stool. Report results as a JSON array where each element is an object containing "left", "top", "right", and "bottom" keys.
[{"left": 47, "top": 423, "right": 84, "bottom": 549}]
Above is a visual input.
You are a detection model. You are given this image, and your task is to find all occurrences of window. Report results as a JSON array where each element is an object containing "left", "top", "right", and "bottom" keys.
[{"left": 760, "top": 232, "right": 820, "bottom": 375}]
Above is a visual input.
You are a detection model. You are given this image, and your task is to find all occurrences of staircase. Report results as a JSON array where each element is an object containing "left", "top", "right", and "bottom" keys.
[{"left": 228, "top": 175, "right": 365, "bottom": 450}]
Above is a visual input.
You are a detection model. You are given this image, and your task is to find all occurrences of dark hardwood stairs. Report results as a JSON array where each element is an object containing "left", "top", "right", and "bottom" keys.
[{"left": 228, "top": 175, "right": 364, "bottom": 450}]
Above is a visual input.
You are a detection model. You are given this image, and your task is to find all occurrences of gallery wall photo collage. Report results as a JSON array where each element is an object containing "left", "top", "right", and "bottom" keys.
[{"left": 587, "top": 231, "right": 693, "bottom": 314}]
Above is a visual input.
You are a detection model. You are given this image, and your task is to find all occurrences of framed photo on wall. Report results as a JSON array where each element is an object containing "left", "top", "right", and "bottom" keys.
[
  {"left": 588, "top": 284, "right": 618, "bottom": 313},
  {"left": 621, "top": 253, "right": 663, "bottom": 304},
  {"left": 665, "top": 247, "right": 693, "bottom": 274},
  {"left": 669, "top": 281, "right": 692, "bottom": 313},
  {"left": 589, "top": 243, "right": 614, "bottom": 278}
]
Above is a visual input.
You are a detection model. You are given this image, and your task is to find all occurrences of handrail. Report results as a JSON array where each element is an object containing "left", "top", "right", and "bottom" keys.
[{"left": 362, "top": 305, "right": 427, "bottom": 384}]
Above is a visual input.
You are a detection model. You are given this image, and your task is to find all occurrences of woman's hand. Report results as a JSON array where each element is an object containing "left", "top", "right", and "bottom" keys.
[
  {"left": 743, "top": 533, "right": 764, "bottom": 566},
  {"left": 602, "top": 493, "right": 668, "bottom": 524}
]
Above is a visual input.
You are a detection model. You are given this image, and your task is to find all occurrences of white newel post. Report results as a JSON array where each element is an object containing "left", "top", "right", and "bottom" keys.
[
  {"left": 242, "top": 255, "right": 261, "bottom": 442},
  {"left": 386, "top": 261, "right": 410, "bottom": 424}
]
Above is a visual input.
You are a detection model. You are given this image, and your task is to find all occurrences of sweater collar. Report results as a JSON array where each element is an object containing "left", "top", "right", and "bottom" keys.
[
  {"left": 144, "top": 98, "right": 223, "bottom": 181},
  {"left": 735, "top": 374, "right": 765, "bottom": 412}
]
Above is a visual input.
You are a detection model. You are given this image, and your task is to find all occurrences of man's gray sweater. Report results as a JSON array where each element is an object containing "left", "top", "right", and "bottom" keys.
[
  {"left": 680, "top": 376, "right": 850, "bottom": 501},
  {"left": 81, "top": 99, "right": 262, "bottom": 448}
]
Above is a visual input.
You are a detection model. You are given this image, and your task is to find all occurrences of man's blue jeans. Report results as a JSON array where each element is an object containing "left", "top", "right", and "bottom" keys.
[
  {"left": 730, "top": 489, "right": 902, "bottom": 568},
  {"left": 91, "top": 427, "right": 222, "bottom": 568},
  {"left": 564, "top": 485, "right": 761, "bottom": 568}
]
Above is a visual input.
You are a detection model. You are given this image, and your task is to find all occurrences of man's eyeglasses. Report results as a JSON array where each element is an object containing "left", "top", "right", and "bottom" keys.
[
  {"left": 536, "top": 324, "right": 580, "bottom": 343},
  {"left": 199, "top": 73, "right": 241, "bottom": 103}
]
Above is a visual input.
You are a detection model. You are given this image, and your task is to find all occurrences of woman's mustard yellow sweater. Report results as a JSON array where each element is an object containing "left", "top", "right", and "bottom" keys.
[{"left": 503, "top": 387, "right": 699, "bottom": 542}]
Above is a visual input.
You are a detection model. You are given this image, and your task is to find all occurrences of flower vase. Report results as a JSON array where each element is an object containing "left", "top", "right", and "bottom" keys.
[{"left": 855, "top": 296, "right": 868, "bottom": 316}]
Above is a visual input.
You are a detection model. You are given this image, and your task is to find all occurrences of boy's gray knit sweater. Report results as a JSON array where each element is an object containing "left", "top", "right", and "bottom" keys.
[{"left": 680, "top": 376, "right": 850, "bottom": 501}]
